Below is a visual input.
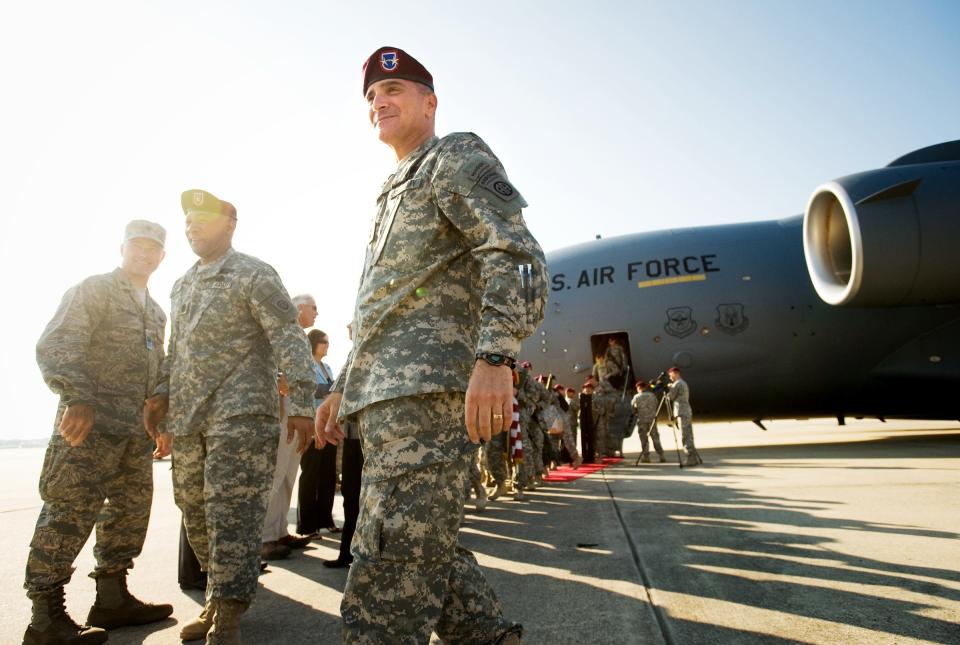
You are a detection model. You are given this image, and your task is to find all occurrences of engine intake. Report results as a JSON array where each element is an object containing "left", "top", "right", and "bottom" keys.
[{"left": 803, "top": 148, "right": 960, "bottom": 307}]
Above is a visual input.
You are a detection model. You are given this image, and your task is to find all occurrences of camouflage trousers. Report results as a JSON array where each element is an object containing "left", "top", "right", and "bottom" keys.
[
  {"left": 468, "top": 446, "right": 483, "bottom": 489},
  {"left": 25, "top": 431, "right": 153, "bottom": 598},
  {"left": 172, "top": 416, "right": 276, "bottom": 602},
  {"left": 518, "top": 411, "right": 541, "bottom": 482},
  {"left": 637, "top": 417, "right": 664, "bottom": 456},
  {"left": 485, "top": 433, "right": 509, "bottom": 485},
  {"left": 531, "top": 427, "right": 545, "bottom": 477},
  {"left": 343, "top": 392, "right": 516, "bottom": 644},
  {"left": 594, "top": 418, "right": 608, "bottom": 459},
  {"left": 677, "top": 415, "right": 699, "bottom": 456}
]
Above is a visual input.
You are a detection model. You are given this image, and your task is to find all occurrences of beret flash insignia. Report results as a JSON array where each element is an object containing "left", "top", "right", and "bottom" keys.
[{"left": 380, "top": 51, "right": 399, "bottom": 72}]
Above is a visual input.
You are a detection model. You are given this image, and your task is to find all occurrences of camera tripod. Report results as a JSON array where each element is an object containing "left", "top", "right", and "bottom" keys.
[{"left": 633, "top": 390, "right": 685, "bottom": 469}]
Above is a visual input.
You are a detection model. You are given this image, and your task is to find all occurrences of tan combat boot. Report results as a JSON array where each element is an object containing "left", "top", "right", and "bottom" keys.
[
  {"left": 684, "top": 453, "right": 704, "bottom": 467},
  {"left": 474, "top": 484, "right": 488, "bottom": 512},
  {"left": 489, "top": 482, "right": 508, "bottom": 501},
  {"left": 205, "top": 598, "right": 249, "bottom": 644},
  {"left": 23, "top": 587, "right": 107, "bottom": 645},
  {"left": 491, "top": 625, "right": 523, "bottom": 644},
  {"left": 180, "top": 598, "right": 216, "bottom": 642},
  {"left": 87, "top": 569, "right": 173, "bottom": 629}
]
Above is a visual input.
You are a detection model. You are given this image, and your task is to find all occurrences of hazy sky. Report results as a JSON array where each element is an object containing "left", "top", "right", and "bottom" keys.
[{"left": 2, "top": 1, "right": 958, "bottom": 440}]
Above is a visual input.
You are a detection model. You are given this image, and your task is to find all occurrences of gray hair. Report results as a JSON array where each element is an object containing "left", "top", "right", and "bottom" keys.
[{"left": 292, "top": 294, "right": 315, "bottom": 306}]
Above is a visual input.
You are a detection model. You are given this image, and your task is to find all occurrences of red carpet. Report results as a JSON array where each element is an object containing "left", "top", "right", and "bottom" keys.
[{"left": 542, "top": 457, "right": 623, "bottom": 483}]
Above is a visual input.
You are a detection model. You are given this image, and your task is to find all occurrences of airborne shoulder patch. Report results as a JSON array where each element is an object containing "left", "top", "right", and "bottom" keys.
[
  {"left": 456, "top": 156, "right": 524, "bottom": 205},
  {"left": 252, "top": 280, "right": 297, "bottom": 322}
]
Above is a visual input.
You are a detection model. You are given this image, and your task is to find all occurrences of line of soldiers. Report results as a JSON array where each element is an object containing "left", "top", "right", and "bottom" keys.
[
  {"left": 483, "top": 364, "right": 583, "bottom": 502},
  {"left": 26, "top": 45, "right": 544, "bottom": 645}
]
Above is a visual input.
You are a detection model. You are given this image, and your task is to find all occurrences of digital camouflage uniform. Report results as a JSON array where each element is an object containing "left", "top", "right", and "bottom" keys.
[
  {"left": 565, "top": 394, "right": 580, "bottom": 444},
  {"left": 554, "top": 403, "right": 580, "bottom": 462},
  {"left": 515, "top": 370, "right": 553, "bottom": 483},
  {"left": 334, "top": 132, "right": 545, "bottom": 643},
  {"left": 592, "top": 381, "right": 616, "bottom": 458},
  {"left": 159, "top": 247, "right": 315, "bottom": 602},
  {"left": 543, "top": 401, "right": 578, "bottom": 464},
  {"left": 485, "top": 429, "right": 509, "bottom": 486},
  {"left": 603, "top": 342, "right": 629, "bottom": 389},
  {"left": 667, "top": 377, "right": 700, "bottom": 459},
  {"left": 27, "top": 268, "right": 165, "bottom": 597},
  {"left": 631, "top": 390, "right": 663, "bottom": 458}
]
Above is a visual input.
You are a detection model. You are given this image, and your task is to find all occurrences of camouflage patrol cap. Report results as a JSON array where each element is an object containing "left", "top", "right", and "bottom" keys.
[
  {"left": 181, "top": 189, "right": 237, "bottom": 219},
  {"left": 362, "top": 46, "right": 434, "bottom": 96},
  {"left": 124, "top": 219, "right": 166, "bottom": 247}
]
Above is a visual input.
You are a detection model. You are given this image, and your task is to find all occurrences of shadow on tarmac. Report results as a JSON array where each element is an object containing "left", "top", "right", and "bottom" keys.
[
  {"left": 3, "top": 430, "right": 957, "bottom": 644},
  {"left": 600, "top": 431, "right": 960, "bottom": 644}
]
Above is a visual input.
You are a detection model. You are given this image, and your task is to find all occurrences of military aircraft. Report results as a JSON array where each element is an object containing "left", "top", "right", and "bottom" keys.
[{"left": 520, "top": 140, "right": 960, "bottom": 425}]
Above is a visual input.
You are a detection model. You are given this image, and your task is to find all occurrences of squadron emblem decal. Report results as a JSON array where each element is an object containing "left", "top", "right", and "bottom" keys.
[
  {"left": 664, "top": 307, "right": 697, "bottom": 338},
  {"left": 715, "top": 303, "right": 749, "bottom": 335},
  {"left": 380, "top": 51, "right": 399, "bottom": 71}
]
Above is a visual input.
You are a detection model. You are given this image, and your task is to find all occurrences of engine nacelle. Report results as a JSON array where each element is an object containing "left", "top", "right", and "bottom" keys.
[{"left": 803, "top": 144, "right": 960, "bottom": 307}]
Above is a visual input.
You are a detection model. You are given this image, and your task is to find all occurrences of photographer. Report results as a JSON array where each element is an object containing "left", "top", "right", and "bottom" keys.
[
  {"left": 632, "top": 381, "right": 665, "bottom": 463},
  {"left": 666, "top": 367, "right": 703, "bottom": 466}
]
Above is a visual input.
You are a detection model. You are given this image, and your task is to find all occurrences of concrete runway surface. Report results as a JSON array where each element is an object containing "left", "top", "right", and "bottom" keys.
[{"left": 1, "top": 418, "right": 958, "bottom": 644}]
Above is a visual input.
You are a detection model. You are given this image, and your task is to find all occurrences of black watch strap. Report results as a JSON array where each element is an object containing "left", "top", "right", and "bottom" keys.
[{"left": 476, "top": 352, "right": 516, "bottom": 369}]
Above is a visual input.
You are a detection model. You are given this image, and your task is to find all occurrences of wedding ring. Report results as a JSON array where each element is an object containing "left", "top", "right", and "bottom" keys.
[{"left": 492, "top": 413, "right": 504, "bottom": 421}]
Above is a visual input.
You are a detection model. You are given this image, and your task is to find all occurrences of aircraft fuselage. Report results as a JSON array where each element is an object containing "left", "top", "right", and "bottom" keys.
[{"left": 522, "top": 216, "right": 960, "bottom": 421}]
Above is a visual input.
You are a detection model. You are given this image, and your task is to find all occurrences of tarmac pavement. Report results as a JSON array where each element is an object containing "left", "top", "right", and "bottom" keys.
[{"left": 1, "top": 418, "right": 958, "bottom": 644}]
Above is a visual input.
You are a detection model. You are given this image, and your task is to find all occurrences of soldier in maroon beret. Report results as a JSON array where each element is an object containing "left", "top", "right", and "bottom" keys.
[{"left": 315, "top": 45, "right": 542, "bottom": 644}]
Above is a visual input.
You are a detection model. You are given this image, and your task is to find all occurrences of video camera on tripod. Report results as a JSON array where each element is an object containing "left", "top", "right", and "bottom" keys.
[{"left": 649, "top": 371, "right": 670, "bottom": 396}]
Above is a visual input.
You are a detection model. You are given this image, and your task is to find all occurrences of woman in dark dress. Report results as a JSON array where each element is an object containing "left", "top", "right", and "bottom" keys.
[
  {"left": 579, "top": 380, "right": 596, "bottom": 464},
  {"left": 297, "top": 330, "right": 339, "bottom": 535}
]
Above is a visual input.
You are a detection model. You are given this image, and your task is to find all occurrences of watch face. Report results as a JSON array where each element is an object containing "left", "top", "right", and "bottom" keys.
[{"left": 479, "top": 353, "right": 508, "bottom": 366}]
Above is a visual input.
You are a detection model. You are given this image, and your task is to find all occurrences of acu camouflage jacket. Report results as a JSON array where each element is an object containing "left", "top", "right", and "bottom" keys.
[
  {"left": 37, "top": 268, "right": 166, "bottom": 435},
  {"left": 336, "top": 133, "right": 547, "bottom": 417}
]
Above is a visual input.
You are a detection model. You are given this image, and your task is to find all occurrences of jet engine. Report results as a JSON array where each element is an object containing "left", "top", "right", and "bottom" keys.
[{"left": 802, "top": 141, "right": 960, "bottom": 307}]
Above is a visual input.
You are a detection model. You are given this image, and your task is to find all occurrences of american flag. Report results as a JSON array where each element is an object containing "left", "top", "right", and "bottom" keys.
[{"left": 509, "top": 396, "right": 522, "bottom": 463}]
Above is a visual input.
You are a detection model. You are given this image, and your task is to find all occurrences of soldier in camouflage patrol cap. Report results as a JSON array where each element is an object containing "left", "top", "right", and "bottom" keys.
[
  {"left": 315, "top": 46, "right": 545, "bottom": 644},
  {"left": 25, "top": 220, "right": 172, "bottom": 645},
  {"left": 144, "top": 189, "right": 316, "bottom": 644}
]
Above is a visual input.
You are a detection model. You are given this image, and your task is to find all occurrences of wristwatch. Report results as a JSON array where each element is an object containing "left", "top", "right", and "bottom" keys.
[{"left": 476, "top": 352, "right": 516, "bottom": 369}]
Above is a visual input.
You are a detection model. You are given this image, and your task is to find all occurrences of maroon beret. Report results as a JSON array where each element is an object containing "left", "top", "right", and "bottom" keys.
[{"left": 362, "top": 46, "right": 434, "bottom": 96}]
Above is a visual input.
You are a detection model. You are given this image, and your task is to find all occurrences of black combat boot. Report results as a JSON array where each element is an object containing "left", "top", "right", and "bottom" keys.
[
  {"left": 23, "top": 586, "right": 108, "bottom": 644},
  {"left": 86, "top": 570, "right": 173, "bottom": 629}
]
